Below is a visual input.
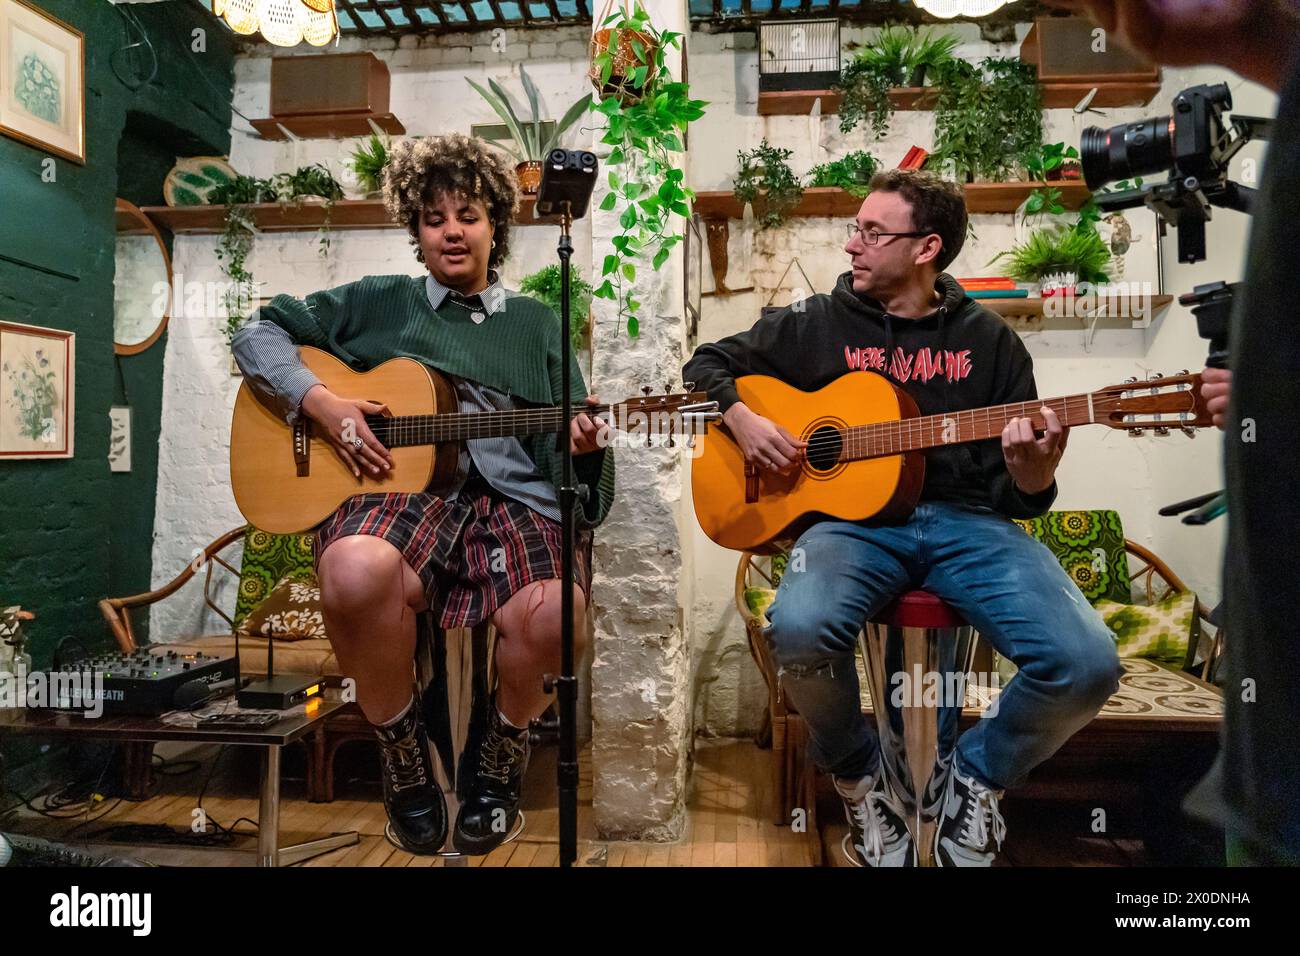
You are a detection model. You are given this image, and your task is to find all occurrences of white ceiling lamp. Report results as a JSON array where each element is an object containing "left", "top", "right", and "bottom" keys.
[
  {"left": 914, "top": 0, "right": 1013, "bottom": 17},
  {"left": 212, "top": 0, "right": 338, "bottom": 47}
]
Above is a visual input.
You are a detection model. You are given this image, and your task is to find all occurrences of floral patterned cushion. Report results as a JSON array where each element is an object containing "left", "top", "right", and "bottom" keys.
[
  {"left": 1013, "top": 510, "right": 1132, "bottom": 605},
  {"left": 233, "top": 527, "right": 317, "bottom": 629},
  {"left": 238, "top": 573, "right": 325, "bottom": 642}
]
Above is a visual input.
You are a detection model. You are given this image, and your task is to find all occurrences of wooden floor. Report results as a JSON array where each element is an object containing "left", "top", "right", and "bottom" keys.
[{"left": 5, "top": 738, "right": 1149, "bottom": 867}]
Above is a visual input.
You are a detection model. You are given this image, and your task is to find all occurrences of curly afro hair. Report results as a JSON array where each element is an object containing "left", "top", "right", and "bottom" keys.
[{"left": 382, "top": 132, "right": 520, "bottom": 271}]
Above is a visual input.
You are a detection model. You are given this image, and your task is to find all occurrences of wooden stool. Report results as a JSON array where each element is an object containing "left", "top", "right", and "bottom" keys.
[{"left": 859, "top": 591, "right": 976, "bottom": 867}]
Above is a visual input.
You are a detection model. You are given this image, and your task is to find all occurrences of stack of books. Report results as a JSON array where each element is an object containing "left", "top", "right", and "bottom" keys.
[{"left": 956, "top": 277, "right": 1027, "bottom": 299}]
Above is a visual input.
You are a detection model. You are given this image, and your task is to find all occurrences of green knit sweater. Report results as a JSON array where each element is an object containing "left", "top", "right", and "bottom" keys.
[{"left": 258, "top": 273, "right": 615, "bottom": 530}]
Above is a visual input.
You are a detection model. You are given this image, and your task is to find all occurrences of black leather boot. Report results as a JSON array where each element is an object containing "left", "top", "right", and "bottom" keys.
[
  {"left": 453, "top": 700, "right": 530, "bottom": 855},
  {"left": 374, "top": 695, "right": 447, "bottom": 855}
]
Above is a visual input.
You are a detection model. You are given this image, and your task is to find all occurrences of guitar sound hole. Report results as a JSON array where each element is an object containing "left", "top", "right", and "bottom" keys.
[{"left": 804, "top": 425, "right": 843, "bottom": 473}]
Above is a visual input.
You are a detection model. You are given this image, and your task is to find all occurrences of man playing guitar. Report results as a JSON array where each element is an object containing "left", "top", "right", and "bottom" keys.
[
  {"left": 231, "top": 133, "right": 614, "bottom": 856},
  {"left": 684, "top": 169, "right": 1124, "bottom": 866}
]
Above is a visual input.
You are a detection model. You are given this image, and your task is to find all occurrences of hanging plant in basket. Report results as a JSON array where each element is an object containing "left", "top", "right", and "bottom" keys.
[
  {"left": 590, "top": 0, "right": 708, "bottom": 337},
  {"left": 590, "top": 0, "right": 660, "bottom": 104}
]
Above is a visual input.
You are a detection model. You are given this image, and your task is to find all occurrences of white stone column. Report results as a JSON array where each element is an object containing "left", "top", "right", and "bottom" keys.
[{"left": 588, "top": 0, "right": 694, "bottom": 840}]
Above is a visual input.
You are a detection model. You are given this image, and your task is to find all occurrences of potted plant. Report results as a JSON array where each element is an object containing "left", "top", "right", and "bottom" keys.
[
  {"left": 590, "top": 0, "right": 659, "bottom": 105},
  {"left": 467, "top": 67, "right": 592, "bottom": 195},
  {"left": 806, "top": 149, "right": 878, "bottom": 198},
  {"left": 926, "top": 56, "right": 1042, "bottom": 184},
  {"left": 272, "top": 163, "right": 345, "bottom": 257},
  {"left": 836, "top": 26, "right": 959, "bottom": 139},
  {"left": 733, "top": 140, "right": 803, "bottom": 230},
  {"left": 989, "top": 225, "right": 1111, "bottom": 297},
  {"left": 209, "top": 174, "right": 277, "bottom": 344},
  {"left": 908, "top": 28, "right": 961, "bottom": 87},
  {"left": 590, "top": 0, "right": 706, "bottom": 336},
  {"left": 518, "top": 264, "right": 594, "bottom": 354},
  {"left": 347, "top": 133, "right": 390, "bottom": 198}
]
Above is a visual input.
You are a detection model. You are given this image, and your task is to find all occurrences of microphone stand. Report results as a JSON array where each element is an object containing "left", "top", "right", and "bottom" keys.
[{"left": 551, "top": 202, "right": 580, "bottom": 867}]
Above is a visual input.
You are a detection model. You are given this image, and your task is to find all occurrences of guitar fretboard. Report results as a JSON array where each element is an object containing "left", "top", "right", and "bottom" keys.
[
  {"left": 363, "top": 404, "right": 615, "bottom": 447},
  {"left": 838, "top": 393, "right": 1097, "bottom": 461}
]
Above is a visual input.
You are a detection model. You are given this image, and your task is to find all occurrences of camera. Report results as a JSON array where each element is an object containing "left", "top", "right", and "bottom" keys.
[{"left": 1079, "top": 83, "right": 1269, "bottom": 264}]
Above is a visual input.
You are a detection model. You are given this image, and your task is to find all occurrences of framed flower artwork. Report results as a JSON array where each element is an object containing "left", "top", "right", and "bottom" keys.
[
  {"left": 0, "top": 320, "right": 74, "bottom": 459},
  {"left": 0, "top": 0, "right": 85, "bottom": 164}
]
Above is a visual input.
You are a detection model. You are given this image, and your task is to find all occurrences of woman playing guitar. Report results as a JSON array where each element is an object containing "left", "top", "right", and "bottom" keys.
[{"left": 231, "top": 133, "right": 614, "bottom": 857}]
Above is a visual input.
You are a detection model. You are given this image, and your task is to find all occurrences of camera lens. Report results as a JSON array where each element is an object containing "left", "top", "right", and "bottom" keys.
[{"left": 1081, "top": 116, "right": 1174, "bottom": 190}]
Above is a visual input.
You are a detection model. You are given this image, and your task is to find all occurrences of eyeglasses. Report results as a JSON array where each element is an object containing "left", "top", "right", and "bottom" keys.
[{"left": 846, "top": 223, "right": 932, "bottom": 245}]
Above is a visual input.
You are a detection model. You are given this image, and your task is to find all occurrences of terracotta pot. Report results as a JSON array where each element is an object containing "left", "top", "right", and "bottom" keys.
[
  {"left": 515, "top": 161, "right": 542, "bottom": 195},
  {"left": 1060, "top": 161, "right": 1083, "bottom": 181},
  {"left": 590, "top": 28, "right": 658, "bottom": 104}
]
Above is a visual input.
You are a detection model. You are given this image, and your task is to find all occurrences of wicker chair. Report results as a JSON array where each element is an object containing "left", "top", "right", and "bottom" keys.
[{"left": 736, "top": 533, "right": 1225, "bottom": 836}]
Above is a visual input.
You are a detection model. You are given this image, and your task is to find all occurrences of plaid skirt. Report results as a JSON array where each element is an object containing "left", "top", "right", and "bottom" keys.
[{"left": 313, "top": 476, "right": 592, "bottom": 629}]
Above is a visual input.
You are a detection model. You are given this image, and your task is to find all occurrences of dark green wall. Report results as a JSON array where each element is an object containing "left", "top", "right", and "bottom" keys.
[{"left": 0, "top": 1, "right": 233, "bottom": 732}]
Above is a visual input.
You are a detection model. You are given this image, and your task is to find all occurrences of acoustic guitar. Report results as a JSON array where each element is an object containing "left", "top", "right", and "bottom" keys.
[
  {"left": 691, "top": 370, "right": 1213, "bottom": 554},
  {"left": 231, "top": 346, "right": 718, "bottom": 534}
]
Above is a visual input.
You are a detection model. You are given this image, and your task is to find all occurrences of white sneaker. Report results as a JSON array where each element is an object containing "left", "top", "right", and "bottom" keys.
[
  {"left": 833, "top": 768, "right": 916, "bottom": 867},
  {"left": 934, "top": 763, "right": 1006, "bottom": 867}
]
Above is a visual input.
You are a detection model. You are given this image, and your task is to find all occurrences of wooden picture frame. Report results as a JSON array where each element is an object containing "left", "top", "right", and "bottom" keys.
[
  {"left": 0, "top": 0, "right": 85, "bottom": 164},
  {"left": 0, "top": 320, "right": 74, "bottom": 459}
]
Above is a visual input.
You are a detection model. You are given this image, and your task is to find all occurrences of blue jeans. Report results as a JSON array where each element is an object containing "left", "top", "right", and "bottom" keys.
[{"left": 764, "top": 502, "right": 1122, "bottom": 791}]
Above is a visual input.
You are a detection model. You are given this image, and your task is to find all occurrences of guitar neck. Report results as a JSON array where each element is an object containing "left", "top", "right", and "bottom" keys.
[
  {"left": 842, "top": 393, "right": 1098, "bottom": 461},
  {"left": 365, "top": 404, "right": 613, "bottom": 447}
]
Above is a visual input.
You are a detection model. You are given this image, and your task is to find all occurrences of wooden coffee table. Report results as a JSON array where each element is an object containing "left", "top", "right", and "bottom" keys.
[{"left": 0, "top": 693, "right": 360, "bottom": 866}]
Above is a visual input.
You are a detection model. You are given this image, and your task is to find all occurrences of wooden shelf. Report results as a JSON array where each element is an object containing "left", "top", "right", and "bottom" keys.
[
  {"left": 983, "top": 294, "right": 1174, "bottom": 327},
  {"left": 139, "top": 196, "right": 559, "bottom": 235},
  {"left": 250, "top": 112, "right": 406, "bottom": 141},
  {"left": 963, "top": 180, "right": 1091, "bottom": 214},
  {"left": 756, "top": 80, "right": 1160, "bottom": 116},
  {"left": 694, "top": 182, "right": 1091, "bottom": 220}
]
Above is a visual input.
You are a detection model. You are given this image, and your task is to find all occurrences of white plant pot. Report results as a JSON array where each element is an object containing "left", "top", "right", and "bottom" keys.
[{"left": 1040, "top": 271, "right": 1078, "bottom": 296}]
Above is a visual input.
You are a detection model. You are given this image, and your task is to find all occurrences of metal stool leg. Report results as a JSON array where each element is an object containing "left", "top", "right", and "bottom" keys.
[{"left": 859, "top": 619, "right": 976, "bottom": 867}]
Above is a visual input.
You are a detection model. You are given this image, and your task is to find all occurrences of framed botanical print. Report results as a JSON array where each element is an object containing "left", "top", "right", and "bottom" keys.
[
  {"left": 0, "top": 320, "right": 74, "bottom": 459},
  {"left": 0, "top": 0, "right": 85, "bottom": 164}
]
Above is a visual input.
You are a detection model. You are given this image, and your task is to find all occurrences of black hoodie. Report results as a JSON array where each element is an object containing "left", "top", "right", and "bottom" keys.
[{"left": 683, "top": 271, "right": 1057, "bottom": 520}]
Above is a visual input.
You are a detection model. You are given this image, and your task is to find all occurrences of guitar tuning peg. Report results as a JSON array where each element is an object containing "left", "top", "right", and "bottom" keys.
[
  {"left": 1124, "top": 376, "right": 1138, "bottom": 384},
  {"left": 686, "top": 434, "right": 696, "bottom": 449},
  {"left": 664, "top": 383, "right": 672, "bottom": 395},
  {"left": 683, "top": 381, "right": 696, "bottom": 393},
  {"left": 1149, "top": 371, "right": 1163, "bottom": 379},
  {"left": 1179, "top": 368, "right": 1190, "bottom": 376},
  {"left": 641, "top": 386, "right": 653, "bottom": 397},
  {"left": 1128, "top": 427, "right": 1145, "bottom": 437},
  {"left": 1154, "top": 426, "right": 1170, "bottom": 436},
  {"left": 1182, "top": 426, "right": 1197, "bottom": 439}
]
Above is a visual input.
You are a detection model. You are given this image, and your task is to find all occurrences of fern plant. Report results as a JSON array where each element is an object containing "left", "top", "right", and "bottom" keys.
[
  {"left": 989, "top": 226, "right": 1112, "bottom": 286},
  {"left": 349, "top": 134, "right": 390, "bottom": 195}
]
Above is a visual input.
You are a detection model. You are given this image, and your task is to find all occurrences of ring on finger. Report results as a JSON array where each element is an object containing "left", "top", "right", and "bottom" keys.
[{"left": 352, "top": 438, "right": 364, "bottom": 450}]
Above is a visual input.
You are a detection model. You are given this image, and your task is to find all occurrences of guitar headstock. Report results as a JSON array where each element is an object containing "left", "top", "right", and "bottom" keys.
[
  {"left": 609, "top": 381, "right": 721, "bottom": 446},
  {"left": 1092, "top": 371, "right": 1213, "bottom": 436}
]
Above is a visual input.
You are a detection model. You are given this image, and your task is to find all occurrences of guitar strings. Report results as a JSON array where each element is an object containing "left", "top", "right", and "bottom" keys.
[{"left": 794, "top": 394, "right": 1106, "bottom": 459}]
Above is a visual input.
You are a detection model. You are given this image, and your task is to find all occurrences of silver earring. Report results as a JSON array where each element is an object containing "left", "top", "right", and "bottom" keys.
[{"left": 491, "top": 240, "right": 496, "bottom": 249}]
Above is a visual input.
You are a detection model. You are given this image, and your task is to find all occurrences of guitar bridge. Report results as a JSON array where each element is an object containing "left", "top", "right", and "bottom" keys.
[
  {"left": 293, "top": 418, "right": 311, "bottom": 477},
  {"left": 744, "top": 463, "right": 760, "bottom": 503}
]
